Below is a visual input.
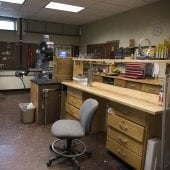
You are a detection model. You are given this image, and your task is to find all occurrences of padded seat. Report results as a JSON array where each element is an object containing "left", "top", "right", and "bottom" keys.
[
  {"left": 51, "top": 119, "right": 85, "bottom": 138},
  {"left": 47, "top": 98, "right": 98, "bottom": 170}
]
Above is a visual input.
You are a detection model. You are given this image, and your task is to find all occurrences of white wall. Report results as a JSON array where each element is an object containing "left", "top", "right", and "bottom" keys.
[
  {"left": 80, "top": 0, "right": 170, "bottom": 53},
  {"left": 0, "top": 71, "right": 35, "bottom": 90}
]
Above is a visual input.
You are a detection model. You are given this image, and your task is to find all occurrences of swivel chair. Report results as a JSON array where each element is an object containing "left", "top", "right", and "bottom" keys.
[{"left": 47, "top": 98, "right": 99, "bottom": 170}]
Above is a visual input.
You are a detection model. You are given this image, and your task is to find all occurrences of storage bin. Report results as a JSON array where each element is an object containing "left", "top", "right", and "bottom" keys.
[{"left": 19, "top": 103, "right": 35, "bottom": 123}]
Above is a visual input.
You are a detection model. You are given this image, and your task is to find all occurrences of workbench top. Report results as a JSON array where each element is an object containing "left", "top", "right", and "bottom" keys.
[{"left": 62, "top": 81, "right": 163, "bottom": 115}]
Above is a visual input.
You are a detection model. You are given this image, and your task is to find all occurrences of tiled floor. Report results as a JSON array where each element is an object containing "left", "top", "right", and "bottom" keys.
[{"left": 0, "top": 90, "right": 133, "bottom": 170}]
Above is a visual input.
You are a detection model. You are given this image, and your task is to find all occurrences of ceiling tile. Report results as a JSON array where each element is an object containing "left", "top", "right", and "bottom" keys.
[{"left": 0, "top": 0, "right": 161, "bottom": 25}]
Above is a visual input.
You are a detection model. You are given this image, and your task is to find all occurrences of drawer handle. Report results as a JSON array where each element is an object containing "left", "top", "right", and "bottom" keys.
[
  {"left": 130, "top": 84, "right": 135, "bottom": 87},
  {"left": 118, "top": 122, "right": 128, "bottom": 130},
  {"left": 122, "top": 153, "right": 126, "bottom": 157},
  {"left": 118, "top": 136, "right": 127, "bottom": 143},
  {"left": 117, "top": 149, "right": 126, "bottom": 157},
  {"left": 108, "top": 107, "right": 113, "bottom": 114},
  {"left": 72, "top": 100, "right": 76, "bottom": 105},
  {"left": 122, "top": 110, "right": 129, "bottom": 114},
  {"left": 117, "top": 149, "right": 121, "bottom": 153},
  {"left": 150, "top": 88, "right": 155, "bottom": 91}
]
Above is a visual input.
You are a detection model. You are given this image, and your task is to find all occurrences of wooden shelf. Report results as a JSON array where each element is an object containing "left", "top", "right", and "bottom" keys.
[{"left": 73, "top": 58, "right": 170, "bottom": 64}]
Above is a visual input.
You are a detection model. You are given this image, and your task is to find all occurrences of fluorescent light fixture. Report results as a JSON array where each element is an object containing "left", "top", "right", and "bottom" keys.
[
  {"left": 45, "top": 2, "right": 85, "bottom": 13},
  {"left": 0, "top": 0, "right": 25, "bottom": 4}
]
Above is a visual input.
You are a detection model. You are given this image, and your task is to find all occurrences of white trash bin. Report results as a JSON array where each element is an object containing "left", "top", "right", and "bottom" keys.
[{"left": 19, "top": 103, "right": 35, "bottom": 123}]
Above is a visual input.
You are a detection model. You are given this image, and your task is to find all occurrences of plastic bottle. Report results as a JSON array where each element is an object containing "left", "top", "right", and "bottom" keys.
[{"left": 158, "top": 87, "right": 164, "bottom": 106}]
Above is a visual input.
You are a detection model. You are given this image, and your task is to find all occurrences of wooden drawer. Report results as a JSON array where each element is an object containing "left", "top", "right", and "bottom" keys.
[
  {"left": 114, "top": 79, "right": 126, "bottom": 87},
  {"left": 107, "top": 127, "right": 143, "bottom": 156},
  {"left": 67, "top": 95, "right": 82, "bottom": 109},
  {"left": 65, "top": 102, "right": 80, "bottom": 119},
  {"left": 106, "top": 137, "right": 142, "bottom": 170},
  {"left": 93, "top": 75, "right": 103, "bottom": 82},
  {"left": 66, "top": 113, "right": 78, "bottom": 120},
  {"left": 67, "top": 87, "right": 82, "bottom": 99},
  {"left": 126, "top": 81, "right": 141, "bottom": 90},
  {"left": 108, "top": 102, "right": 146, "bottom": 126},
  {"left": 141, "top": 84, "right": 161, "bottom": 94},
  {"left": 108, "top": 113, "right": 144, "bottom": 142}
]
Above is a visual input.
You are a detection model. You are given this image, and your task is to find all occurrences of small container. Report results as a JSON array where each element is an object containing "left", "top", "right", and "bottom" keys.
[
  {"left": 87, "top": 68, "right": 93, "bottom": 86},
  {"left": 19, "top": 103, "right": 35, "bottom": 123}
]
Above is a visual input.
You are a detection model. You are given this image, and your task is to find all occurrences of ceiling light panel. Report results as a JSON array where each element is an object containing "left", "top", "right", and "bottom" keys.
[
  {"left": 45, "top": 2, "right": 85, "bottom": 13},
  {"left": 0, "top": 0, "right": 25, "bottom": 4}
]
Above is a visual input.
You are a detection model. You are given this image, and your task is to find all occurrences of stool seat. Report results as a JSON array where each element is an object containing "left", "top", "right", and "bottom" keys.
[{"left": 51, "top": 119, "right": 85, "bottom": 138}]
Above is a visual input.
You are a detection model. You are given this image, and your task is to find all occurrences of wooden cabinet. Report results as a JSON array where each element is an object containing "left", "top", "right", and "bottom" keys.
[
  {"left": 114, "top": 78, "right": 162, "bottom": 94},
  {"left": 62, "top": 81, "right": 163, "bottom": 170},
  {"left": 114, "top": 79, "right": 126, "bottom": 87},
  {"left": 72, "top": 58, "right": 165, "bottom": 94},
  {"left": 87, "top": 43, "right": 106, "bottom": 58},
  {"left": 87, "top": 41, "right": 119, "bottom": 59},
  {"left": 0, "top": 41, "right": 38, "bottom": 70},
  {"left": 53, "top": 57, "right": 73, "bottom": 82},
  {"left": 107, "top": 137, "right": 142, "bottom": 170},
  {"left": 65, "top": 87, "right": 107, "bottom": 133},
  {"left": 65, "top": 87, "right": 83, "bottom": 120},
  {"left": 31, "top": 80, "right": 61, "bottom": 124},
  {"left": 141, "top": 84, "right": 160, "bottom": 94},
  {"left": 93, "top": 74, "right": 103, "bottom": 82},
  {"left": 106, "top": 102, "right": 161, "bottom": 170},
  {"left": 126, "top": 81, "right": 141, "bottom": 90},
  {"left": 108, "top": 113, "right": 145, "bottom": 142}
]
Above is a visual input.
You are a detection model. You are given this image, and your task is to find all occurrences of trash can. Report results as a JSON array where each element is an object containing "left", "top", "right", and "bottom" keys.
[{"left": 19, "top": 103, "right": 35, "bottom": 123}]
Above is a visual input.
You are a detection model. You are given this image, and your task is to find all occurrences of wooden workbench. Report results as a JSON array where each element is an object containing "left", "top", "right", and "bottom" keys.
[
  {"left": 61, "top": 81, "right": 163, "bottom": 170},
  {"left": 62, "top": 81, "right": 162, "bottom": 114}
]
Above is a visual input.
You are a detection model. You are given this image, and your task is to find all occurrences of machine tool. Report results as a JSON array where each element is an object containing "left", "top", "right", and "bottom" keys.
[{"left": 15, "top": 35, "right": 54, "bottom": 87}]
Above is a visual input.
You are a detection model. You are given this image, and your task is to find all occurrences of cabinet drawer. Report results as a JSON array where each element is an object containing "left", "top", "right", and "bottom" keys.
[
  {"left": 66, "top": 113, "right": 78, "bottom": 120},
  {"left": 67, "top": 87, "right": 82, "bottom": 99},
  {"left": 114, "top": 79, "right": 126, "bottom": 87},
  {"left": 65, "top": 102, "right": 80, "bottom": 119},
  {"left": 108, "top": 113, "right": 144, "bottom": 142},
  {"left": 106, "top": 137, "right": 142, "bottom": 170},
  {"left": 107, "top": 127, "right": 143, "bottom": 156},
  {"left": 108, "top": 102, "right": 146, "bottom": 126},
  {"left": 141, "top": 84, "right": 161, "bottom": 94},
  {"left": 67, "top": 95, "right": 82, "bottom": 109},
  {"left": 126, "top": 81, "right": 141, "bottom": 90},
  {"left": 93, "top": 75, "right": 103, "bottom": 82}
]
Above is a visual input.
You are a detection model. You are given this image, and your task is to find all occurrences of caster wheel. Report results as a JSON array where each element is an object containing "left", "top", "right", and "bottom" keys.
[
  {"left": 47, "top": 160, "right": 52, "bottom": 167},
  {"left": 49, "top": 144, "right": 52, "bottom": 151}
]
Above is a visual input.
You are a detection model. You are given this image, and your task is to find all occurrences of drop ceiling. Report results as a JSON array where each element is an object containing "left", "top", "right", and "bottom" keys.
[{"left": 0, "top": 0, "right": 160, "bottom": 25}]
